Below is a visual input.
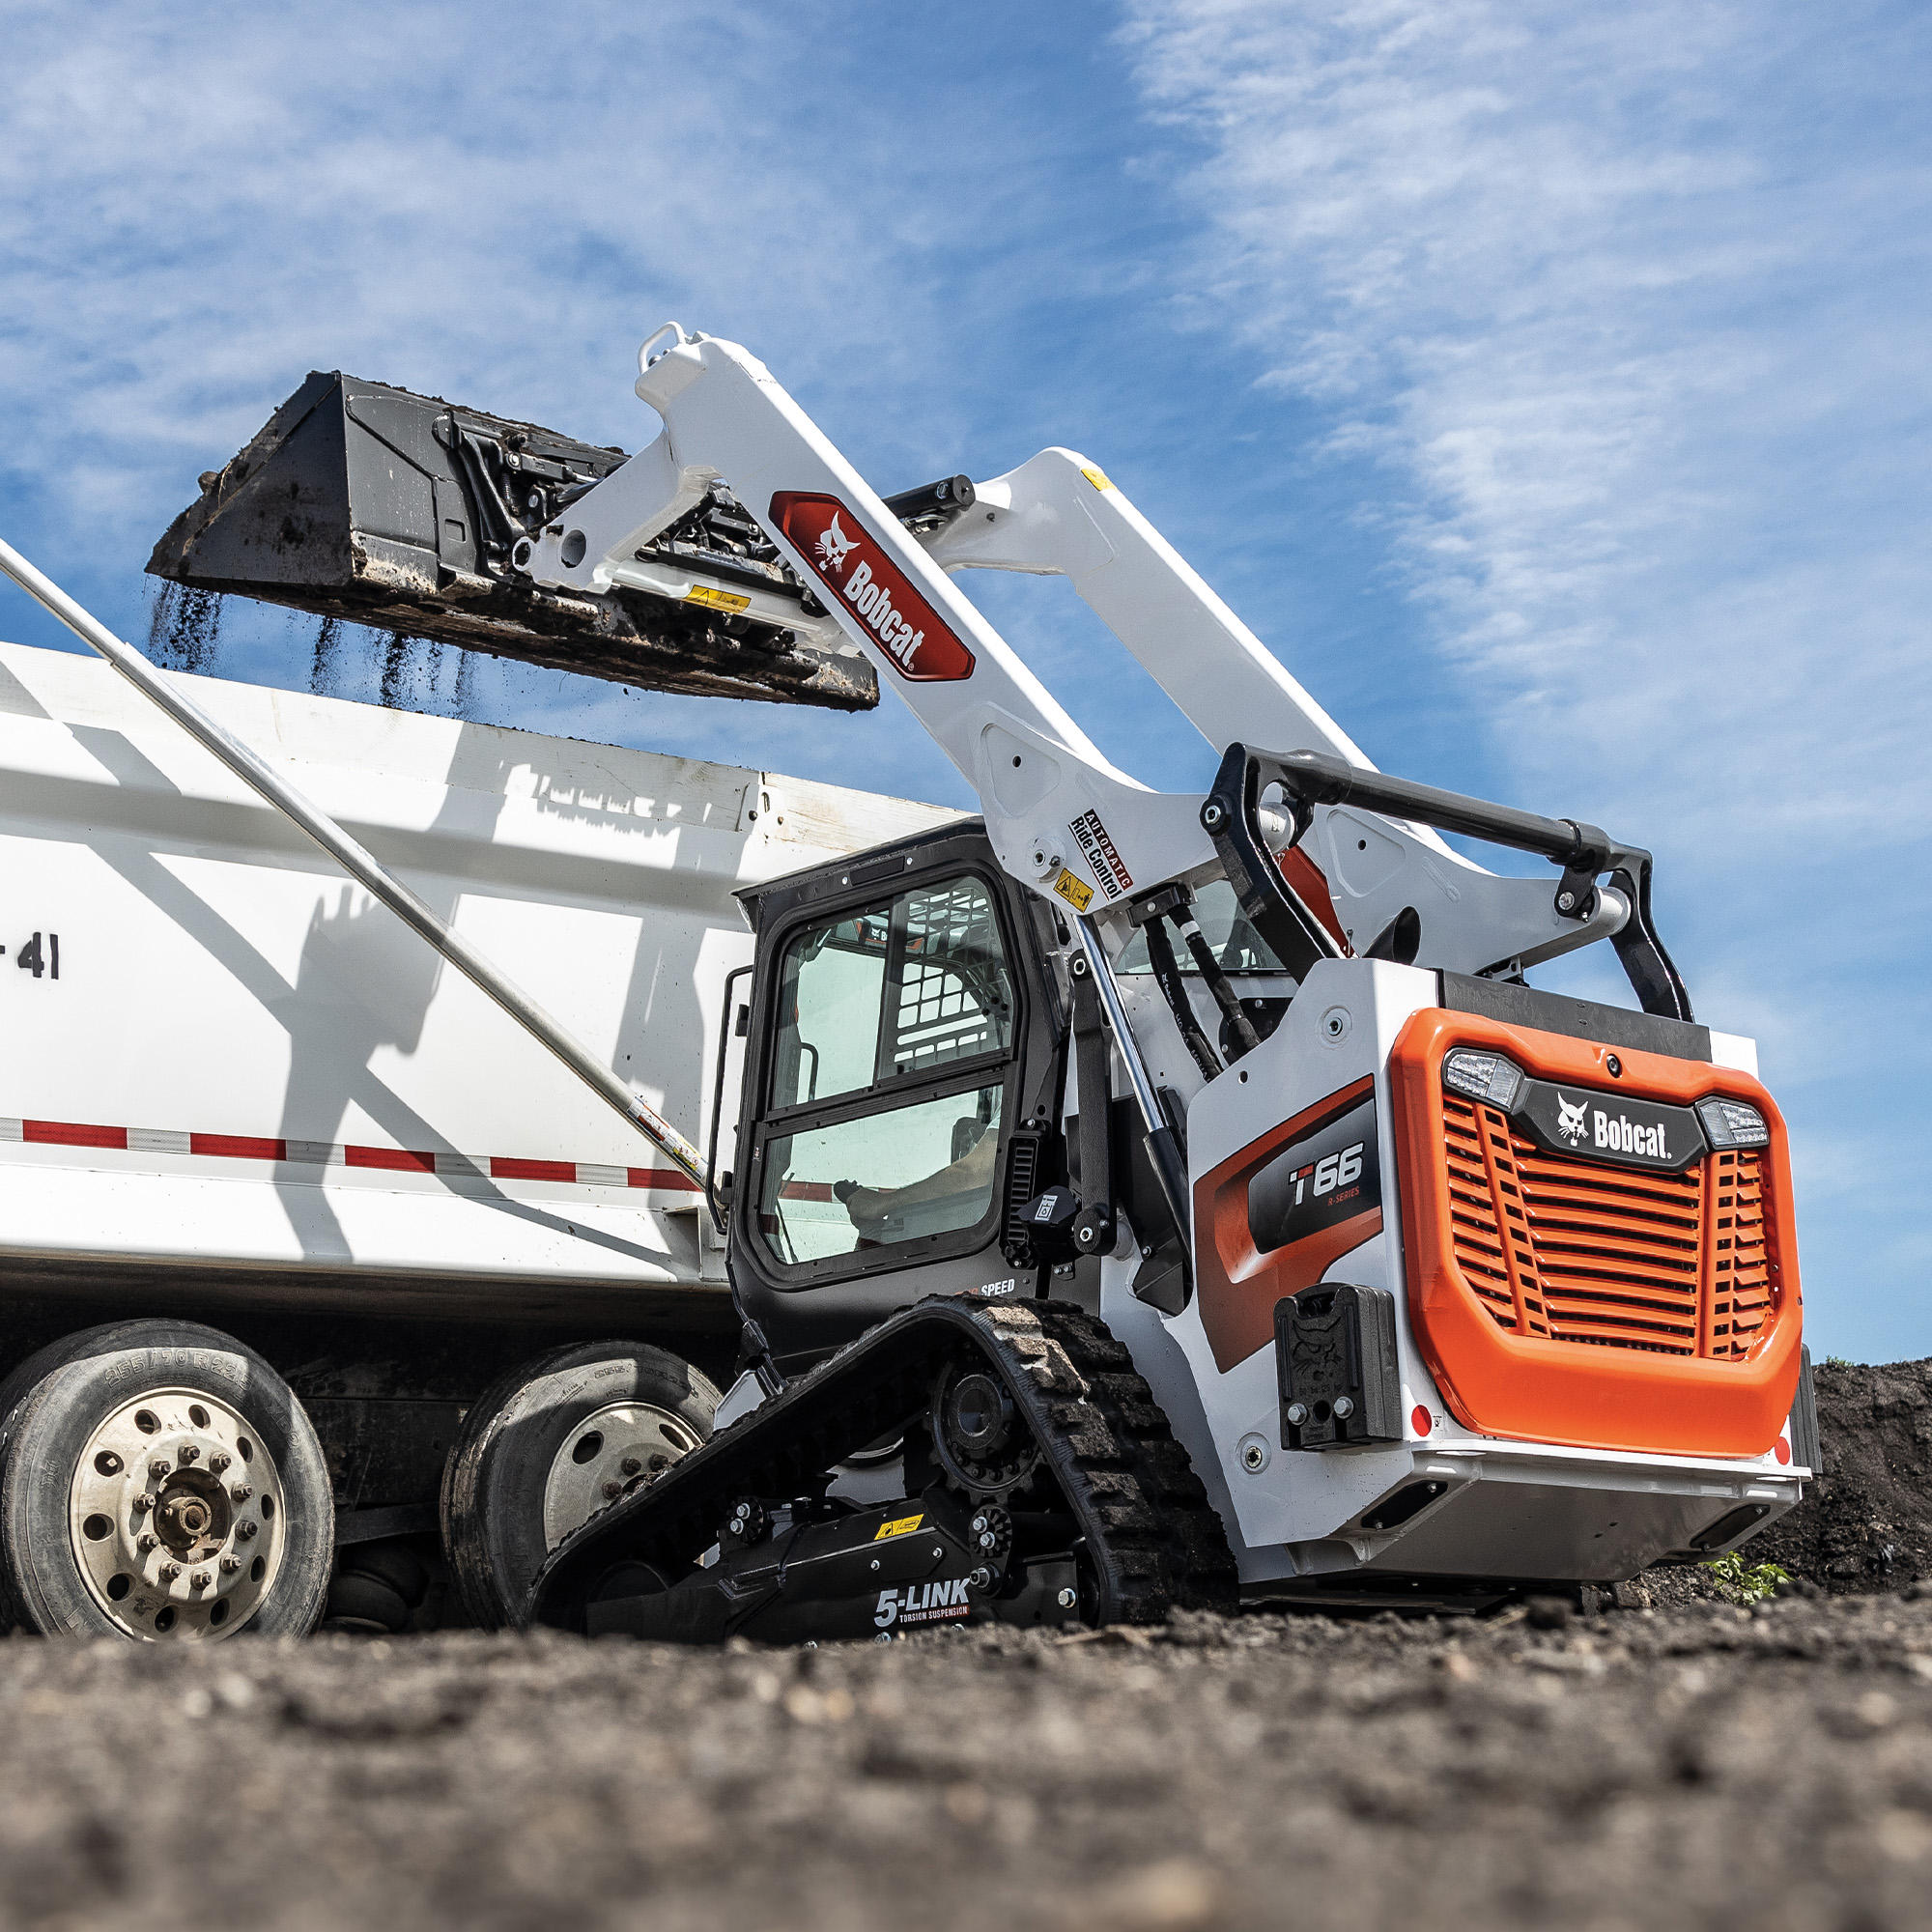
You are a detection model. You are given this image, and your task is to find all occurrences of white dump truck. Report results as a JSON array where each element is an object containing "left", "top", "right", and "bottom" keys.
[{"left": 0, "top": 634, "right": 952, "bottom": 1635}]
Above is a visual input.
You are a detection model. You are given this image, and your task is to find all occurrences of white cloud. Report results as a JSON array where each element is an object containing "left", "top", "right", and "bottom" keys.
[{"left": 1121, "top": 0, "right": 1932, "bottom": 845}]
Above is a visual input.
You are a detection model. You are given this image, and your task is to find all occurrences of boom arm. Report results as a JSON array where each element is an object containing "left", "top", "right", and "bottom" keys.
[
  {"left": 523, "top": 326, "right": 1209, "bottom": 925},
  {"left": 522, "top": 325, "right": 1648, "bottom": 992}
]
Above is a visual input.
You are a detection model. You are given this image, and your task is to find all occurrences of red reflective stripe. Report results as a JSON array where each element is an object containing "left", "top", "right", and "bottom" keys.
[
  {"left": 345, "top": 1145, "right": 438, "bottom": 1173},
  {"left": 491, "top": 1156, "right": 578, "bottom": 1182},
  {"left": 23, "top": 1120, "right": 127, "bottom": 1150},
  {"left": 779, "top": 1180, "right": 838, "bottom": 1202},
  {"left": 12, "top": 1115, "right": 696, "bottom": 1190},
  {"left": 188, "top": 1133, "right": 287, "bottom": 1161}
]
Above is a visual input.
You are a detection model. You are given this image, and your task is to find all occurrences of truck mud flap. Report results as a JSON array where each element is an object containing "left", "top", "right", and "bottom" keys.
[{"left": 147, "top": 372, "right": 877, "bottom": 711}]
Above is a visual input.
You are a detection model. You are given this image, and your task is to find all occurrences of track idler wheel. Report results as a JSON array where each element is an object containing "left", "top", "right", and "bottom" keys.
[{"left": 929, "top": 1364, "right": 1041, "bottom": 1496}]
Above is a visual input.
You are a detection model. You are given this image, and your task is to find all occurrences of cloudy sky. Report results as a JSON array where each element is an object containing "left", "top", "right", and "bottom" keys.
[{"left": 2, "top": 1, "right": 1926, "bottom": 1357}]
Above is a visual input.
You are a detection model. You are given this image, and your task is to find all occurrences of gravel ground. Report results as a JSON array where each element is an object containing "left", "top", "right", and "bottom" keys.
[
  {"left": 1, "top": 1355, "right": 1925, "bottom": 1931},
  {"left": 3, "top": 1594, "right": 1932, "bottom": 1931}
]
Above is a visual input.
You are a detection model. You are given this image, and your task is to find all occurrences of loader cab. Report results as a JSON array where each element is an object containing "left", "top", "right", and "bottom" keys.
[{"left": 726, "top": 821, "right": 1064, "bottom": 1372}]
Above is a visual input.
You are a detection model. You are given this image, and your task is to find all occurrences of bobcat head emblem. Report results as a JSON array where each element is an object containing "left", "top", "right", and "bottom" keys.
[
  {"left": 1556, "top": 1094, "right": 1589, "bottom": 1144},
  {"left": 815, "top": 513, "right": 857, "bottom": 574}
]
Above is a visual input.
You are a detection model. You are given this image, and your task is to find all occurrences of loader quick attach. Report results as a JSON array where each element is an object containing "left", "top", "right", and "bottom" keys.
[{"left": 0, "top": 321, "right": 1811, "bottom": 1647}]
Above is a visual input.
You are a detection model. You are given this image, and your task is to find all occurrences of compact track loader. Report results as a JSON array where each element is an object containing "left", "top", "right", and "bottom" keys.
[{"left": 110, "top": 326, "right": 1820, "bottom": 1637}]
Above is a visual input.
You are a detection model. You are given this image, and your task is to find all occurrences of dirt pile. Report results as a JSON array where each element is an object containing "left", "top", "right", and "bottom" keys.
[{"left": 1750, "top": 1356, "right": 1932, "bottom": 1593}]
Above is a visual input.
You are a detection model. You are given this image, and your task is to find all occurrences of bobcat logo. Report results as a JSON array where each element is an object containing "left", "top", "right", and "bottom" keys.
[
  {"left": 1556, "top": 1094, "right": 1589, "bottom": 1144},
  {"left": 814, "top": 513, "right": 857, "bottom": 575}
]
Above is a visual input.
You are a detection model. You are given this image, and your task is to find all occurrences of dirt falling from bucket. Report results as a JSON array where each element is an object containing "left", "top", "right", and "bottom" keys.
[{"left": 146, "top": 582, "right": 224, "bottom": 672}]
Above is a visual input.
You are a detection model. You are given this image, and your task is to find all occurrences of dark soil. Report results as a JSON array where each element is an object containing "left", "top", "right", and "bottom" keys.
[
  {"left": 3, "top": 1599, "right": 1931, "bottom": 1930},
  {"left": 0, "top": 1357, "right": 1923, "bottom": 1929},
  {"left": 1750, "top": 1357, "right": 1932, "bottom": 1595}
]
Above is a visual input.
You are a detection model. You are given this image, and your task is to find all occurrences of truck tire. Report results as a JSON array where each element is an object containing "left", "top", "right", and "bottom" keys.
[
  {"left": 440, "top": 1340, "right": 720, "bottom": 1629},
  {"left": 0, "top": 1320, "right": 333, "bottom": 1641}
]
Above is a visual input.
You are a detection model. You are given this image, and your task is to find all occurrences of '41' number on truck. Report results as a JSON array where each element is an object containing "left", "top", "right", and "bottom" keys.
[{"left": 11, "top": 931, "right": 59, "bottom": 980}]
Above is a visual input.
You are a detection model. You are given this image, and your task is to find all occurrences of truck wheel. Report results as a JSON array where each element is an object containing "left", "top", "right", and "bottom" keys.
[
  {"left": 0, "top": 1321, "right": 333, "bottom": 1641},
  {"left": 440, "top": 1341, "right": 719, "bottom": 1630}
]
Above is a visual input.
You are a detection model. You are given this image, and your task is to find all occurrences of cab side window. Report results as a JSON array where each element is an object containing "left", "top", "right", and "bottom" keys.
[{"left": 755, "top": 875, "right": 1015, "bottom": 1269}]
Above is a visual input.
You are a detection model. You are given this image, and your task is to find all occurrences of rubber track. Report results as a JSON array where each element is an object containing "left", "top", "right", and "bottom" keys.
[
  {"left": 528, "top": 1298, "right": 1235, "bottom": 1633},
  {"left": 980, "top": 1301, "right": 1237, "bottom": 1622}
]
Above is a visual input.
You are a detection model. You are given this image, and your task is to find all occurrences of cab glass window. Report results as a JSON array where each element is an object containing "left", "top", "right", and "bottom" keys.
[{"left": 755, "top": 874, "right": 1015, "bottom": 1270}]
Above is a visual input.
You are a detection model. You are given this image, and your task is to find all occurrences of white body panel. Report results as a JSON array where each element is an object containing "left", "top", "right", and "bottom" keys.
[{"left": 0, "top": 639, "right": 955, "bottom": 1313}]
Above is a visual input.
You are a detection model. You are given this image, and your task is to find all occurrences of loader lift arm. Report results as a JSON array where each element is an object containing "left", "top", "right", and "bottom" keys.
[{"left": 522, "top": 323, "right": 1675, "bottom": 1015}]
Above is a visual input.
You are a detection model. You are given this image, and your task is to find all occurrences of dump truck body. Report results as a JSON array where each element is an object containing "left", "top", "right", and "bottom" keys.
[{"left": 0, "top": 637, "right": 951, "bottom": 1319}]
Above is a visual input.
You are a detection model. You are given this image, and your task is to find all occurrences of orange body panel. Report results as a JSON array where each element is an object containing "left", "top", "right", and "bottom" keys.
[
  {"left": 1194, "top": 1075, "right": 1380, "bottom": 1373},
  {"left": 1389, "top": 1009, "right": 1802, "bottom": 1458}
]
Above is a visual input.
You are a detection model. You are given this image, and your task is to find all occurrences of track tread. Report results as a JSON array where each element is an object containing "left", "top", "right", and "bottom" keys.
[
  {"left": 532, "top": 1295, "right": 1236, "bottom": 1632},
  {"left": 979, "top": 1300, "right": 1236, "bottom": 1622}
]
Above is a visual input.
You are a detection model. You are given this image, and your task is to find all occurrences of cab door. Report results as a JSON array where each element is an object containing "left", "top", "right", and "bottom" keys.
[{"left": 727, "top": 827, "right": 1060, "bottom": 1369}]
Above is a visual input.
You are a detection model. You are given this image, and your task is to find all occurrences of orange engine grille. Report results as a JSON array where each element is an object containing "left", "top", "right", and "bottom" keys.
[{"left": 1442, "top": 1095, "right": 1776, "bottom": 1360}]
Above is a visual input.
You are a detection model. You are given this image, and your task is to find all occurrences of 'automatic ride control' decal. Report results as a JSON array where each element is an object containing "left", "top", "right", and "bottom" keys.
[{"left": 769, "top": 492, "right": 976, "bottom": 682}]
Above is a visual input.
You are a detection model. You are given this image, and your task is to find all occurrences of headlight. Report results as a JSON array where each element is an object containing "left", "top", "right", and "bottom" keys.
[
  {"left": 1696, "top": 1095, "right": 1771, "bottom": 1150},
  {"left": 1442, "top": 1048, "right": 1525, "bottom": 1111}
]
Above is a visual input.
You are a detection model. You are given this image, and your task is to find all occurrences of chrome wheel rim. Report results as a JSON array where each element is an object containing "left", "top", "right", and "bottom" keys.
[
  {"left": 68, "top": 1387, "right": 286, "bottom": 1641},
  {"left": 541, "top": 1402, "right": 699, "bottom": 1548}
]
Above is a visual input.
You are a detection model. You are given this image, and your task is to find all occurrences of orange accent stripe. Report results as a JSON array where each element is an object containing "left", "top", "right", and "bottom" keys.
[{"left": 1192, "top": 1075, "right": 1378, "bottom": 1373}]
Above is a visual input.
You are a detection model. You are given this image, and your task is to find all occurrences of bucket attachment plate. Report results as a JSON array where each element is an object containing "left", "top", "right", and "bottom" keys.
[{"left": 147, "top": 372, "right": 877, "bottom": 711}]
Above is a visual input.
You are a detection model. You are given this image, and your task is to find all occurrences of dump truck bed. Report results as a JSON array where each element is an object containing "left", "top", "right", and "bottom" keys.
[{"left": 0, "top": 639, "right": 952, "bottom": 1318}]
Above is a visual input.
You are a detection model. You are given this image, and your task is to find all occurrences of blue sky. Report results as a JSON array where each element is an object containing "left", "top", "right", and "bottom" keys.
[{"left": 2, "top": 1, "right": 1927, "bottom": 1358}]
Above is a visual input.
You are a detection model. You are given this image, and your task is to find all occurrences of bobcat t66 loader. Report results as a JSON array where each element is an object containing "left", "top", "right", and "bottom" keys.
[{"left": 8, "top": 324, "right": 1812, "bottom": 1641}]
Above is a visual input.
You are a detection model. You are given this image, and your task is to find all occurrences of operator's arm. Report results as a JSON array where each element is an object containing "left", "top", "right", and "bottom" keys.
[{"left": 835, "top": 1127, "right": 1000, "bottom": 1230}]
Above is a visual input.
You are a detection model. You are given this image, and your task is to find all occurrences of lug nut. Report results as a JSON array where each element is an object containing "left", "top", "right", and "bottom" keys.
[
  {"left": 620, "top": 1457, "right": 641, "bottom": 1476},
  {"left": 209, "top": 1452, "right": 231, "bottom": 1475},
  {"left": 177, "top": 1444, "right": 199, "bottom": 1464},
  {"left": 131, "top": 1492, "right": 154, "bottom": 1515},
  {"left": 137, "top": 1532, "right": 158, "bottom": 1552},
  {"left": 602, "top": 1480, "right": 622, "bottom": 1499},
  {"left": 160, "top": 1560, "right": 182, "bottom": 1581},
  {"left": 149, "top": 1459, "right": 171, "bottom": 1481},
  {"left": 237, "top": 1520, "right": 258, "bottom": 1542},
  {"left": 230, "top": 1485, "right": 252, "bottom": 1503},
  {"left": 191, "top": 1571, "right": 211, "bottom": 1590},
  {"left": 220, "top": 1554, "right": 242, "bottom": 1575}
]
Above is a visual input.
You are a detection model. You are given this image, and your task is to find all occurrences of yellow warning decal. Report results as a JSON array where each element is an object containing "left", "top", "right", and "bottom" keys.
[
  {"left": 684, "top": 584, "right": 753, "bottom": 613},
  {"left": 1080, "top": 464, "right": 1115, "bottom": 493},
  {"left": 874, "top": 1513, "right": 924, "bottom": 1541},
  {"left": 1052, "top": 867, "right": 1094, "bottom": 913}
]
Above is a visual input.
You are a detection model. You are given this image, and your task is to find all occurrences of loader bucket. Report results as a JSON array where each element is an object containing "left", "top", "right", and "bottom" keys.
[{"left": 146, "top": 373, "right": 877, "bottom": 711}]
